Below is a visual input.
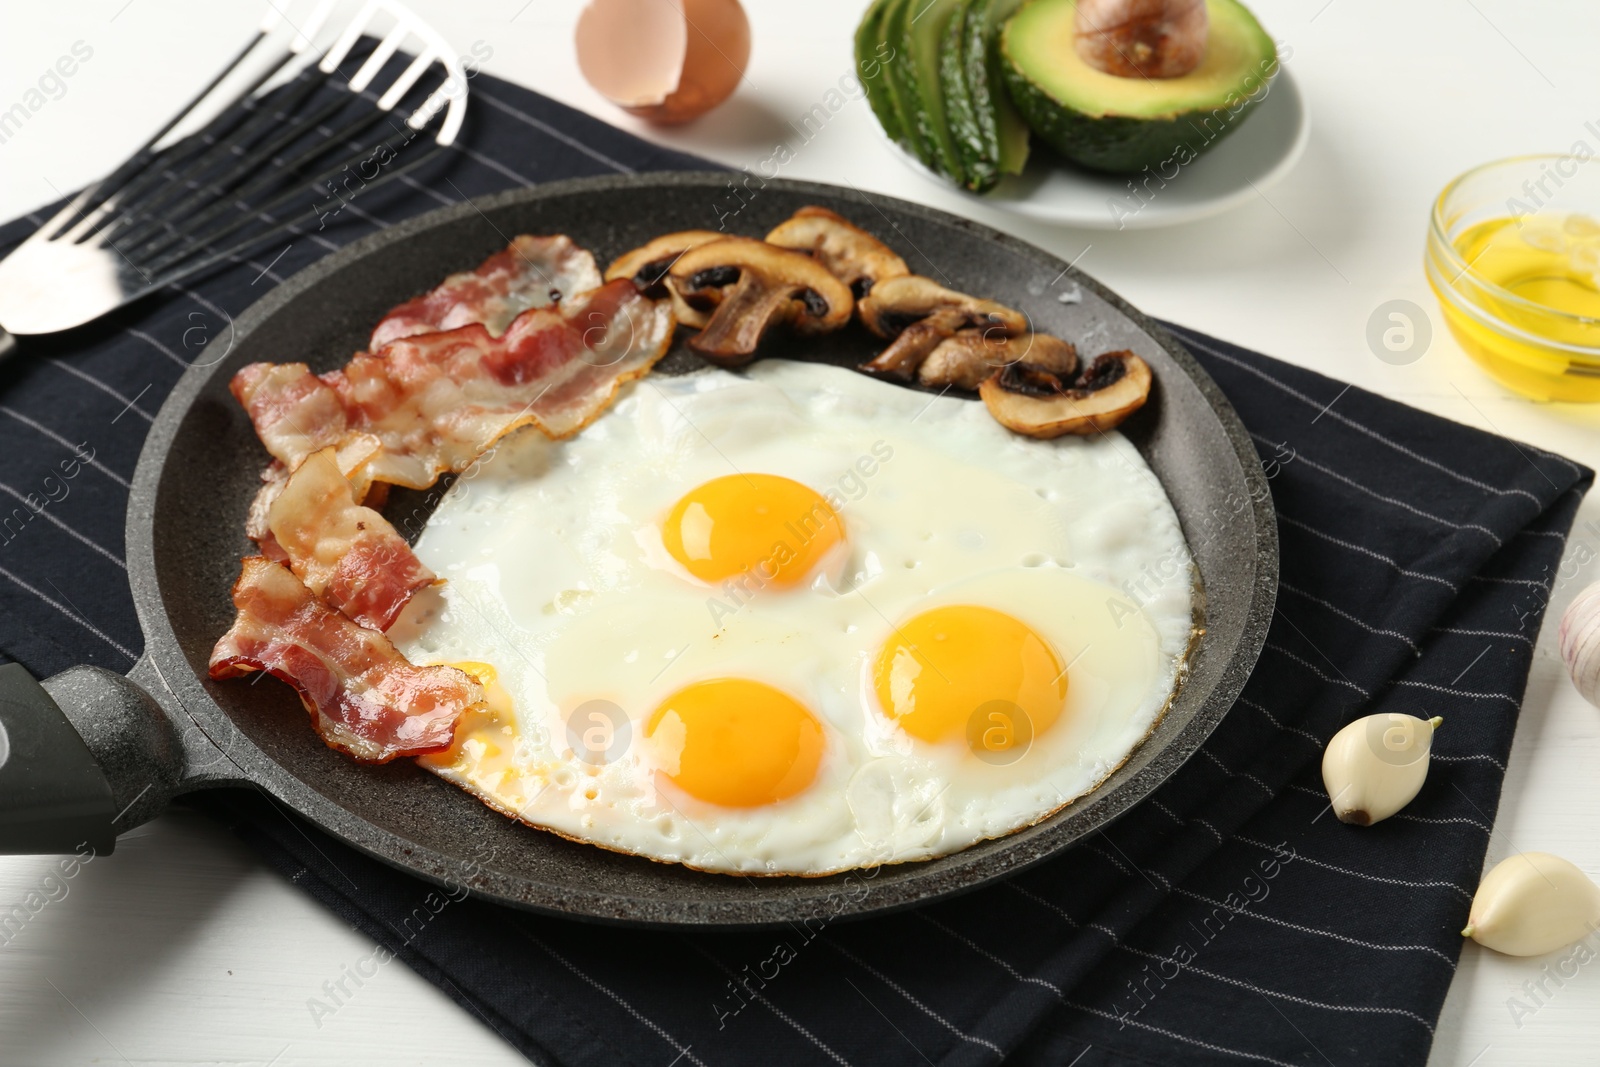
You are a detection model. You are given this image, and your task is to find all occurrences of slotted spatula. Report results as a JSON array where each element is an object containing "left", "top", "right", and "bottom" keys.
[{"left": 0, "top": 0, "right": 471, "bottom": 355}]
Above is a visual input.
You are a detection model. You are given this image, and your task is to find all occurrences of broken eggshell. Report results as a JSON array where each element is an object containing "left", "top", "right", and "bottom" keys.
[{"left": 575, "top": 0, "right": 751, "bottom": 125}]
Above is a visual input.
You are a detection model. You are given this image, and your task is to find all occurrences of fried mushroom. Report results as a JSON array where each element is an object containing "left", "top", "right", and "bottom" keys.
[
  {"left": 765, "top": 206, "right": 910, "bottom": 300},
  {"left": 918, "top": 331, "right": 1079, "bottom": 392},
  {"left": 667, "top": 237, "right": 853, "bottom": 365},
  {"left": 979, "top": 350, "right": 1152, "bottom": 437},
  {"left": 858, "top": 275, "right": 1028, "bottom": 380},
  {"left": 605, "top": 230, "right": 727, "bottom": 327}
]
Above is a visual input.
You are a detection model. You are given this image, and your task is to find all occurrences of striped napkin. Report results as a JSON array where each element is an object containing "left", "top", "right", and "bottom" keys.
[{"left": 0, "top": 69, "right": 1587, "bottom": 1067}]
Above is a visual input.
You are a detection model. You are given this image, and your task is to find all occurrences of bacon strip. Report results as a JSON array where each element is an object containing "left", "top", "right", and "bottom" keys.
[
  {"left": 267, "top": 448, "right": 434, "bottom": 630},
  {"left": 221, "top": 236, "right": 669, "bottom": 766},
  {"left": 231, "top": 277, "right": 674, "bottom": 490},
  {"left": 247, "top": 462, "right": 291, "bottom": 561},
  {"left": 209, "top": 558, "right": 481, "bottom": 763},
  {"left": 245, "top": 429, "right": 387, "bottom": 553},
  {"left": 232, "top": 362, "right": 347, "bottom": 472},
  {"left": 369, "top": 235, "right": 602, "bottom": 350}
]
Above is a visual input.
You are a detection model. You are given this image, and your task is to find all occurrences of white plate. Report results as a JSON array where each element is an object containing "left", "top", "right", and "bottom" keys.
[{"left": 891, "top": 69, "right": 1310, "bottom": 230}]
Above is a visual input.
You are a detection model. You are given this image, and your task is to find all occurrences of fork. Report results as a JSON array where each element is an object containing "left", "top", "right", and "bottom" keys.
[{"left": 0, "top": 0, "right": 471, "bottom": 355}]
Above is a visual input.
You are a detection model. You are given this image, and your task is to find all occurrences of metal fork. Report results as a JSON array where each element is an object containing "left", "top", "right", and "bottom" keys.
[{"left": 0, "top": 0, "right": 471, "bottom": 353}]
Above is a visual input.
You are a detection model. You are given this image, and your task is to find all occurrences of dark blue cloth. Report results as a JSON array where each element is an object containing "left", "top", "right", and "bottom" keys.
[{"left": 0, "top": 69, "right": 1588, "bottom": 1067}]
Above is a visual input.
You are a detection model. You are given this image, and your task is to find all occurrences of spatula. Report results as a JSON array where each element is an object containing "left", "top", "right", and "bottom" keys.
[{"left": 0, "top": 0, "right": 471, "bottom": 356}]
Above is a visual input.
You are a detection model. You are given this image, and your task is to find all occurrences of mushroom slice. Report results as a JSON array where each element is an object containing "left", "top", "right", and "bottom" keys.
[
  {"left": 918, "top": 331, "right": 1078, "bottom": 392},
  {"left": 979, "top": 350, "right": 1152, "bottom": 438},
  {"left": 668, "top": 237, "right": 853, "bottom": 365},
  {"left": 858, "top": 275, "right": 1027, "bottom": 380},
  {"left": 765, "top": 206, "right": 910, "bottom": 300},
  {"left": 605, "top": 230, "right": 726, "bottom": 327}
]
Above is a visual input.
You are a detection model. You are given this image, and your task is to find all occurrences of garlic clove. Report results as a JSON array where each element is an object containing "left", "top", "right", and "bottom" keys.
[
  {"left": 1463, "top": 852, "right": 1600, "bottom": 956},
  {"left": 1559, "top": 580, "right": 1600, "bottom": 709},
  {"left": 1320, "top": 713, "right": 1442, "bottom": 826}
]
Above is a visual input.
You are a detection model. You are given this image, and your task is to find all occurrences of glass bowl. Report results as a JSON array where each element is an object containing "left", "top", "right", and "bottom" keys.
[{"left": 1426, "top": 154, "right": 1600, "bottom": 401}]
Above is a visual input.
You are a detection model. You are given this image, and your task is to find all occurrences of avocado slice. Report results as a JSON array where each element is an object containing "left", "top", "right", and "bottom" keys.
[
  {"left": 940, "top": 0, "right": 988, "bottom": 188},
  {"left": 856, "top": 0, "right": 907, "bottom": 147},
  {"left": 882, "top": 0, "right": 936, "bottom": 165},
  {"left": 898, "top": 0, "right": 968, "bottom": 186},
  {"left": 940, "top": 0, "right": 1028, "bottom": 192},
  {"left": 1001, "top": 0, "right": 1278, "bottom": 174},
  {"left": 962, "top": 0, "right": 1030, "bottom": 183}
]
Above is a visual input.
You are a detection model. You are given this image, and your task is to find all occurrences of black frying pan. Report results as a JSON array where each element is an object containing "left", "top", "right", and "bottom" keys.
[{"left": 0, "top": 174, "right": 1276, "bottom": 927}]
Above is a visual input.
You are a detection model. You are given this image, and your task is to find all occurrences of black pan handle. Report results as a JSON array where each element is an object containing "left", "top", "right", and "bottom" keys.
[
  {"left": 0, "top": 660, "right": 212, "bottom": 855},
  {"left": 0, "top": 664, "right": 118, "bottom": 854}
]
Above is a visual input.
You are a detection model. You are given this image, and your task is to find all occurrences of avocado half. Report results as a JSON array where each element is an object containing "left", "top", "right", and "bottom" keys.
[{"left": 1001, "top": 0, "right": 1278, "bottom": 174}]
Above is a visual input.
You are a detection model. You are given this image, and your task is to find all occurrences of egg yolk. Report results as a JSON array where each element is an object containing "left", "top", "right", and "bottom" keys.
[
  {"left": 873, "top": 605, "right": 1067, "bottom": 753},
  {"left": 448, "top": 660, "right": 498, "bottom": 687},
  {"left": 419, "top": 661, "right": 509, "bottom": 769},
  {"left": 660, "top": 473, "right": 844, "bottom": 588},
  {"left": 646, "top": 678, "right": 825, "bottom": 807}
]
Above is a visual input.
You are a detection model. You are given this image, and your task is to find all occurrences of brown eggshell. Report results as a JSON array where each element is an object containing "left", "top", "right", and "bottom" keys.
[{"left": 575, "top": 0, "right": 750, "bottom": 126}]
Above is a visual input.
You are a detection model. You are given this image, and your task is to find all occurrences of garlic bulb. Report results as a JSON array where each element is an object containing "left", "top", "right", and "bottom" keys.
[
  {"left": 1559, "top": 580, "right": 1600, "bottom": 708},
  {"left": 1463, "top": 852, "right": 1600, "bottom": 956},
  {"left": 1320, "top": 713, "right": 1441, "bottom": 825}
]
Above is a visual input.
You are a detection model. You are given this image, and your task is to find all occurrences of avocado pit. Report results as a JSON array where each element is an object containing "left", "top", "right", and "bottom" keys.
[{"left": 1074, "top": 0, "right": 1208, "bottom": 79}]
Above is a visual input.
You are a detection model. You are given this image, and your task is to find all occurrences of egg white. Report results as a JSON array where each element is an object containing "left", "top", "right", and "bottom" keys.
[{"left": 389, "top": 360, "right": 1195, "bottom": 874}]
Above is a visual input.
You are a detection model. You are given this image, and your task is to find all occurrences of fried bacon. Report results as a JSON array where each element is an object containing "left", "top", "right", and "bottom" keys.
[
  {"left": 369, "top": 235, "right": 602, "bottom": 350},
  {"left": 247, "top": 463, "right": 290, "bottom": 561},
  {"left": 221, "top": 235, "right": 672, "bottom": 766},
  {"left": 267, "top": 448, "right": 434, "bottom": 630},
  {"left": 232, "top": 363, "right": 347, "bottom": 474},
  {"left": 231, "top": 277, "right": 674, "bottom": 490},
  {"left": 209, "top": 558, "right": 481, "bottom": 763}
]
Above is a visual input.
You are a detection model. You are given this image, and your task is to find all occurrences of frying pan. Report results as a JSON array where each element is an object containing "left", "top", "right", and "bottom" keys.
[{"left": 0, "top": 174, "right": 1276, "bottom": 927}]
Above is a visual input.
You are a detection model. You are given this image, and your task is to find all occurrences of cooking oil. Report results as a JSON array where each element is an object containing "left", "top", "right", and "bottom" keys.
[{"left": 1429, "top": 211, "right": 1600, "bottom": 401}]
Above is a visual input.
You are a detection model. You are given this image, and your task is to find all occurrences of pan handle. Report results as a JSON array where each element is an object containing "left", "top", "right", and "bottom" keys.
[
  {"left": 0, "top": 660, "right": 223, "bottom": 855},
  {"left": 0, "top": 664, "right": 118, "bottom": 855}
]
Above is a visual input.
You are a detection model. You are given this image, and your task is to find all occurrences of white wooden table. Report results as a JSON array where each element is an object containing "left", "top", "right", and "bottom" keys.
[{"left": 2, "top": 2, "right": 1597, "bottom": 1063}]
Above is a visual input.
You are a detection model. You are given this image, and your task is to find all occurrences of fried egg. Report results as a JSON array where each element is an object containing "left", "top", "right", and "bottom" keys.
[{"left": 388, "top": 361, "right": 1194, "bottom": 875}]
